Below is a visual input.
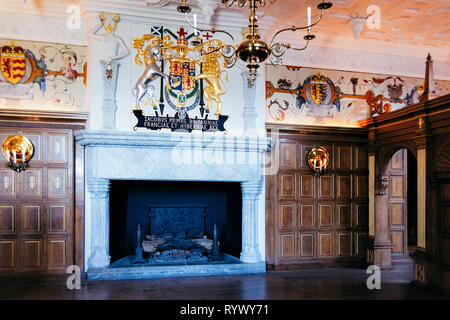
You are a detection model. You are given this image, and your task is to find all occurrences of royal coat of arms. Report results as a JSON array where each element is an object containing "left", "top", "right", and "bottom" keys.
[
  {"left": 131, "top": 26, "right": 229, "bottom": 132},
  {"left": 1, "top": 43, "right": 26, "bottom": 85}
]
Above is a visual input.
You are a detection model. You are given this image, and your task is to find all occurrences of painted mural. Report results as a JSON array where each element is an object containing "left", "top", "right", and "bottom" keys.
[
  {"left": 266, "top": 64, "right": 450, "bottom": 127},
  {"left": 0, "top": 39, "right": 87, "bottom": 111}
]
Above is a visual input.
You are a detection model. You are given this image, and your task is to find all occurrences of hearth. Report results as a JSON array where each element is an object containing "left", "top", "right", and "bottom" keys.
[{"left": 109, "top": 181, "right": 242, "bottom": 266}]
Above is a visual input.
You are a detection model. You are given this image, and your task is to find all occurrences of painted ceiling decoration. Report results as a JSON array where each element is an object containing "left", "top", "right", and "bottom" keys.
[{"left": 128, "top": 0, "right": 449, "bottom": 51}]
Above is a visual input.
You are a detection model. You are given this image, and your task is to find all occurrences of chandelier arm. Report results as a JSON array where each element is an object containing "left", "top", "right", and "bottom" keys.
[
  {"left": 223, "top": 56, "right": 238, "bottom": 68},
  {"left": 269, "top": 9, "right": 324, "bottom": 46},
  {"left": 184, "top": 12, "right": 236, "bottom": 44},
  {"left": 286, "top": 40, "right": 310, "bottom": 51}
]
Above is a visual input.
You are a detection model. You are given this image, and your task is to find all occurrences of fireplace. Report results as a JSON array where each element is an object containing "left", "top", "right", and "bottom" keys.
[
  {"left": 109, "top": 180, "right": 242, "bottom": 264},
  {"left": 75, "top": 130, "right": 269, "bottom": 280}
]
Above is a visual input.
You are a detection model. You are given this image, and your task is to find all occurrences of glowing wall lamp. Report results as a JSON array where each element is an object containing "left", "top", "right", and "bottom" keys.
[
  {"left": 2, "top": 135, "right": 34, "bottom": 172},
  {"left": 307, "top": 146, "right": 329, "bottom": 175}
]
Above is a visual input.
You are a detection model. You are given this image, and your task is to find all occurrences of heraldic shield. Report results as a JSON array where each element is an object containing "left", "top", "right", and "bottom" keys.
[
  {"left": 310, "top": 73, "right": 328, "bottom": 105},
  {"left": 1, "top": 43, "right": 26, "bottom": 85},
  {"left": 169, "top": 60, "right": 196, "bottom": 92}
]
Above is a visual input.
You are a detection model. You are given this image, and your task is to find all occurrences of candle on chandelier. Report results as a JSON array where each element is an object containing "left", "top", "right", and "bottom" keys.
[
  {"left": 307, "top": 7, "right": 311, "bottom": 29},
  {"left": 194, "top": 13, "right": 198, "bottom": 36},
  {"left": 12, "top": 150, "right": 16, "bottom": 164},
  {"left": 5, "top": 149, "right": 10, "bottom": 162}
]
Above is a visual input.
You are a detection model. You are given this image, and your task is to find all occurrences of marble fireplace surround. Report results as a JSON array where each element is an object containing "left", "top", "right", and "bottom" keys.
[{"left": 75, "top": 130, "right": 270, "bottom": 276}]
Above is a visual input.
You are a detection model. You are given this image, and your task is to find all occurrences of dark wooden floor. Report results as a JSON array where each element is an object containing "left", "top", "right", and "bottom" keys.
[{"left": 0, "top": 264, "right": 448, "bottom": 300}]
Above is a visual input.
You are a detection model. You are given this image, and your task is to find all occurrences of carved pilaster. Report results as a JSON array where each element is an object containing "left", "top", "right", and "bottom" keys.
[
  {"left": 100, "top": 60, "right": 119, "bottom": 130},
  {"left": 87, "top": 178, "right": 111, "bottom": 269},
  {"left": 241, "top": 71, "right": 258, "bottom": 132},
  {"left": 375, "top": 175, "right": 388, "bottom": 195},
  {"left": 240, "top": 179, "right": 263, "bottom": 263}
]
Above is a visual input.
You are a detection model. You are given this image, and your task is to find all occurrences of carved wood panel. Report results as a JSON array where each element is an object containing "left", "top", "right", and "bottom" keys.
[
  {"left": 280, "top": 233, "right": 295, "bottom": 258},
  {"left": 319, "top": 233, "right": 333, "bottom": 257},
  {"left": 48, "top": 239, "right": 67, "bottom": 268},
  {"left": 0, "top": 206, "right": 14, "bottom": 233},
  {"left": 338, "top": 233, "right": 352, "bottom": 256},
  {"left": 299, "top": 204, "right": 314, "bottom": 227},
  {"left": 280, "top": 174, "right": 295, "bottom": 198},
  {"left": 0, "top": 128, "right": 75, "bottom": 274},
  {"left": 319, "top": 175, "right": 333, "bottom": 198},
  {"left": 0, "top": 170, "right": 15, "bottom": 197},
  {"left": 338, "top": 146, "right": 352, "bottom": 170},
  {"left": 300, "top": 174, "right": 314, "bottom": 198},
  {"left": 23, "top": 239, "right": 41, "bottom": 269},
  {"left": 22, "top": 204, "right": 41, "bottom": 234},
  {"left": 280, "top": 203, "right": 296, "bottom": 228},
  {"left": 300, "top": 233, "right": 314, "bottom": 257},
  {"left": 319, "top": 204, "right": 333, "bottom": 227},
  {"left": 0, "top": 240, "right": 15, "bottom": 269}
]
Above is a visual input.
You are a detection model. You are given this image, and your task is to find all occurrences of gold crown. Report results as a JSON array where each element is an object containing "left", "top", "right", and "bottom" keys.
[
  {"left": 1, "top": 44, "right": 25, "bottom": 56},
  {"left": 311, "top": 73, "right": 327, "bottom": 82},
  {"left": 177, "top": 36, "right": 188, "bottom": 46}
]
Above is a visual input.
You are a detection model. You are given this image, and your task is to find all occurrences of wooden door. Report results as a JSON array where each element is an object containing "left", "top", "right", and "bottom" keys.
[
  {"left": 386, "top": 149, "right": 409, "bottom": 261},
  {"left": 0, "top": 128, "right": 74, "bottom": 274}
]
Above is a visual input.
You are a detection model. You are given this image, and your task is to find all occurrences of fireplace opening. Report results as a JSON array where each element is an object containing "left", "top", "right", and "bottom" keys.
[{"left": 109, "top": 180, "right": 242, "bottom": 265}]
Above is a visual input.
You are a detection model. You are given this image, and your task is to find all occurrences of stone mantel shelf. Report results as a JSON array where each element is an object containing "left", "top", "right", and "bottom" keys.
[{"left": 75, "top": 130, "right": 271, "bottom": 152}]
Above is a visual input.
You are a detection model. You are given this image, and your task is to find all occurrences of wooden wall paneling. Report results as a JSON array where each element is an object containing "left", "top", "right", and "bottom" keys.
[
  {"left": 337, "top": 175, "right": 352, "bottom": 200},
  {"left": 280, "top": 233, "right": 296, "bottom": 259},
  {"left": 0, "top": 119, "right": 84, "bottom": 275},
  {"left": 279, "top": 202, "right": 296, "bottom": 229},
  {"left": 299, "top": 204, "right": 314, "bottom": 228},
  {"left": 318, "top": 174, "right": 333, "bottom": 199},
  {"left": 359, "top": 94, "right": 450, "bottom": 291},
  {"left": 0, "top": 239, "right": 15, "bottom": 269},
  {"left": 299, "top": 233, "right": 314, "bottom": 258},
  {"left": 280, "top": 173, "right": 296, "bottom": 199},
  {"left": 280, "top": 141, "right": 297, "bottom": 170},
  {"left": 22, "top": 239, "right": 42, "bottom": 270},
  {"left": 266, "top": 126, "right": 369, "bottom": 268},
  {"left": 319, "top": 204, "right": 333, "bottom": 227},
  {"left": 319, "top": 233, "right": 333, "bottom": 257},
  {"left": 0, "top": 205, "right": 15, "bottom": 234},
  {"left": 338, "top": 233, "right": 352, "bottom": 256}
]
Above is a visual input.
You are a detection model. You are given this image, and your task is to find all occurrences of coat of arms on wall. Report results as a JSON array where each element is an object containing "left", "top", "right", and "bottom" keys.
[
  {"left": 265, "top": 64, "right": 450, "bottom": 127},
  {"left": 132, "top": 26, "right": 229, "bottom": 133},
  {"left": 0, "top": 39, "right": 87, "bottom": 109},
  {"left": 1, "top": 43, "right": 26, "bottom": 85}
]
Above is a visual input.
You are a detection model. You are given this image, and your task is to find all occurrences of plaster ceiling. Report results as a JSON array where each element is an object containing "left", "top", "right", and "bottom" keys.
[
  {"left": 16, "top": 0, "right": 450, "bottom": 58},
  {"left": 262, "top": 0, "right": 449, "bottom": 48}
]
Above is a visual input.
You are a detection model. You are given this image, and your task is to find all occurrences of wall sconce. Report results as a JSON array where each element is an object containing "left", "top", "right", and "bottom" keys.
[
  {"left": 2, "top": 135, "right": 34, "bottom": 172},
  {"left": 307, "top": 146, "right": 329, "bottom": 175}
]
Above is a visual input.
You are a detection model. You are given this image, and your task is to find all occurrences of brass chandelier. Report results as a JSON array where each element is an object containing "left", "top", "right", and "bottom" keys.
[{"left": 177, "top": 0, "right": 333, "bottom": 86}]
